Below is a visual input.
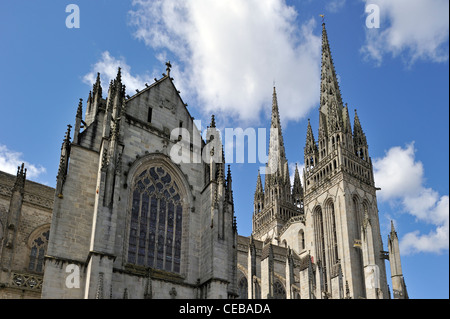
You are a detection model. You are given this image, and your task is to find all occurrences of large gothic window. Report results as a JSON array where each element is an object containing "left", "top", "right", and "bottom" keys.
[
  {"left": 329, "top": 202, "right": 339, "bottom": 265},
  {"left": 28, "top": 229, "right": 49, "bottom": 273},
  {"left": 313, "top": 206, "right": 328, "bottom": 292},
  {"left": 127, "top": 166, "right": 183, "bottom": 273}
]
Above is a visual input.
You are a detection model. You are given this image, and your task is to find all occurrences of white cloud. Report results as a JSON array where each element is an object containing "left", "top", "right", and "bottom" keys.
[
  {"left": 372, "top": 143, "right": 423, "bottom": 201},
  {"left": 128, "top": 0, "right": 322, "bottom": 125},
  {"left": 326, "top": 0, "right": 346, "bottom": 13},
  {"left": 361, "top": 0, "right": 449, "bottom": 65},
  {"left": 0, "top": 144, "right": 46, "bottom": 180},
  {"left": 83, "top": 51, "right": 153, "bottom": 96},
  {"left": 373, "top": 143, "right": 449, "bottom": 255}
]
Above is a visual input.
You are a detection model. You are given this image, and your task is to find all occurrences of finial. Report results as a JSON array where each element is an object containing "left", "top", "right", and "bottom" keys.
[
  {"left": 319, "top": 14, "right": 325, "bottom": 24},
  {"left": 210, "top": 114, "right": 216, "bottom": 128},
  {"left": 166, "top": 61, "right": 172, "bottom": 76}
]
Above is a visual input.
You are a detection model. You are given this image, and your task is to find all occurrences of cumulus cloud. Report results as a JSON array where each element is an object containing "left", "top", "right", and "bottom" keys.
[
  {"left": 128, "top": 0, "right": 322, "bottom": 125},
  {"left": 373, "top": 143, "right": 449, "bottom": 255},
  {"left": 0, "top": 144, "right": 46, "bottom": 180},
  {"left": 83, "top": 51, "right": 153, "bottom": 96},
  {"left": 361, "top": 0, "right": 449, "bottom": 65}
]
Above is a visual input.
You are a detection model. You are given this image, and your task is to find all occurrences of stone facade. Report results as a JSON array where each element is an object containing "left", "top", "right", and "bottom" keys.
[
  {"left": 39, "top": 64, "right": 238, "bottom": 299},
  {"left": 0, "top": 167, "right": 54, "bottom": 298}
]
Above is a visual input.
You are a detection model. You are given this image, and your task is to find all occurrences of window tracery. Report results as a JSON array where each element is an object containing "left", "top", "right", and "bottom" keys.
[
  {"left": 28, "top": 229, "right": 49, "bottom": 273},
  {"left": 128, "top": 166, "right": 183, "bottom": 273}
]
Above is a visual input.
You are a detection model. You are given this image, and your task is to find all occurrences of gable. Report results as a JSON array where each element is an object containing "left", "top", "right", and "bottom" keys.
[{"left": 125, "top": 77, "right": 198, "bottom": 138}]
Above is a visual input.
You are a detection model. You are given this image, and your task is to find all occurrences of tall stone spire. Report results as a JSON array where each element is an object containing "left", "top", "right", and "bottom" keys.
[
  {"left": 267, "top": 87, "right": 287, "bottom": 177},
  {"left": 320, "top": 23, "right": 343, "bottom": 115}
]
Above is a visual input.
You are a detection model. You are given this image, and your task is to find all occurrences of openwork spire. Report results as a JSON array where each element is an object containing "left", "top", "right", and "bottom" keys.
[
  {"left": 320, "top": 23, "right": 343, "bottom": 113},
  {"left": 267, "top": 87, "right": 287, "bottom": 178}
]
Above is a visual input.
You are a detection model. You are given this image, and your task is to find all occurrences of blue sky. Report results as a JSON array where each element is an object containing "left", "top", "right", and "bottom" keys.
[{"left": 0, "top": 0, "right": 448, "bottom": 298}]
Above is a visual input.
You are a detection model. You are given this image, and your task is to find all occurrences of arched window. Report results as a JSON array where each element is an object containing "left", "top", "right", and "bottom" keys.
[
  {"left": 329, "top": 202, "right": 339, "bottom": 265},
  {"left": 28, "top": 229, "right": 49, "bottom": 273},
  {"left": 238, "top": 276, "right": 248, "bottom": 299},
  {"left": 273, "top": 281, "right": 286, "bottom": 299},
  {"left": 127, "top": 166, "right": 183, "bottom": 273},
  {"left": 353, "top": 197, "right": 362, "bottom": 239},
  {"left": 314, "top": 206, "right": 328, "bottom": 292},
  {"left": 299, "top": 229, "right": 305, "bottom": 251}
]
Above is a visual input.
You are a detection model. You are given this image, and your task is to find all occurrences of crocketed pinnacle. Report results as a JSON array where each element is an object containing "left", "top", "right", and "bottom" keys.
[
  {"left": 353, "top": 109, "right": 367, "bottom": 147},
  {"left": 292, "top": 164, "right": 302, "bottom": 197}
]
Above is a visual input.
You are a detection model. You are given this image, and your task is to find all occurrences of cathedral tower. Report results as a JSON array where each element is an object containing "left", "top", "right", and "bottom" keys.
[
  {"left": 302, "top": 23, "right": 390, "bottom": 299},
  {"left": 252, "top": 88, "right": 303, "bottom": 243}
]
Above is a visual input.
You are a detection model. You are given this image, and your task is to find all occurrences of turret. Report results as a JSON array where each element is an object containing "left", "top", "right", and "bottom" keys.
[{"left": 388, "top": 221, "right": 408, "bottom": 299}]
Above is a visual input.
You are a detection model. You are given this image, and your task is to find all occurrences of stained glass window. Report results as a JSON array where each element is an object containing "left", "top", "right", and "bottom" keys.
[
  {"left": 127, "top": 166, "right": 183, "bottom": 274},
  {"left": 28, "top": 230, "right": 49, "bottom": 273}
]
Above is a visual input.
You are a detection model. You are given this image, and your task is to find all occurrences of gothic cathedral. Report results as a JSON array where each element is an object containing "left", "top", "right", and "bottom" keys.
[{"left": 0, "top": 23, "right": 407, "bottom": 299}]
